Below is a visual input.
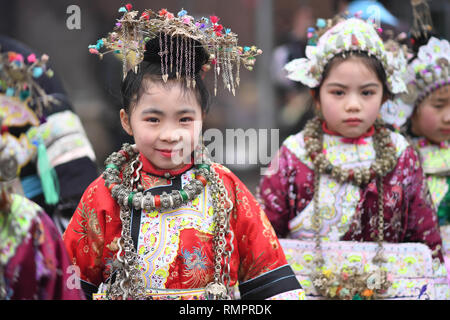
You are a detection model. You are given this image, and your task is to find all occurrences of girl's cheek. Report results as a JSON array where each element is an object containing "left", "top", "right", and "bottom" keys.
[{"left": 420, "top": 108, "right": 438, "bottom": 127}]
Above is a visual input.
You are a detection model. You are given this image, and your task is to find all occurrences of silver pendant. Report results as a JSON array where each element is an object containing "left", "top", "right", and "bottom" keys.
[{"left": 205, "top": 282, "right": 228, "bottom": 299}]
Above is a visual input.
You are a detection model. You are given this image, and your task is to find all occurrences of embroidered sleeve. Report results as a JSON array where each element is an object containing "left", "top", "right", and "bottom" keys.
[
  {"left": 402, "top": 147, "right": 445, "bottom": 262},
  {"left": 258, "top": 145, "right": 313, "bottom": 237},
  {"left": 215, "top": 165, "right": 303, "bottom": 298},
  {"left": 257, "top": 147, "right": 295, "bottom": 237},
  {"left": 63, "top": 176, "right": 109, "bottom": 287}
]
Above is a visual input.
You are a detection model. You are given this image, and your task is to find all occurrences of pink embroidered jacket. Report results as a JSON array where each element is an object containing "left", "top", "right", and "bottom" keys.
[{"left": 259, "top": 129, "right": 445, "bottom": 263}]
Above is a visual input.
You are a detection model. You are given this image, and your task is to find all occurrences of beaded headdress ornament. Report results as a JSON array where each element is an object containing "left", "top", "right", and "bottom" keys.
[
  {"left": 381, "top": 37, "right": 450, "bottom": 128},
  {"left": 88, "top": 4, "right": 262, "bottom": 96},
  {"left": 284, "top": 16, "right": 408, "bottom": 94},
  {"left": 0, "top": 49, "right": 57, "bottom": 178},
  {"left": 0, "top": 49, "right": 56, "bottom": 119},
  {"left": 380, "top": 0, "right": 449, "bottom": 128}
]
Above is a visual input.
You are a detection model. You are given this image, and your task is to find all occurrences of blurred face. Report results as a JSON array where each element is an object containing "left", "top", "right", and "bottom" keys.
[
  {"left": 120, "top": 79, "right": 203, "bottom": 170},
  {"left": 316, "top": 57, "right": 385, "bottom": 138},
  {"left": 411, "top": 85, "right": 450, "bottom": 144}
]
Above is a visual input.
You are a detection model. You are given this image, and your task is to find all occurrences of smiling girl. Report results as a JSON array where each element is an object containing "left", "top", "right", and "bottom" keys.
[
  {"left": 258, "top": 17, "right": 447, "bottom": 299},
  {"left": 63, "top": 7, "right": 304, "bottom": 300}
]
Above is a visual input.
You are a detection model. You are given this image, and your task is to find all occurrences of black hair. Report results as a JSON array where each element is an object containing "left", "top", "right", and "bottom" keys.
[
  {"left": 312, "top": 51, "right": 393, "bottom": 102},
  {"left": 121, "top": 34, "right": 210, "bottom": 114}
]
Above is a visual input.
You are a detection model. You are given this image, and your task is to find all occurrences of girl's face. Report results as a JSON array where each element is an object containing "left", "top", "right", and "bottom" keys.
[
  {"left": 120, "top": 79, "right": 203, "bottom": 170},
  {"left": 411, "top": 85, "right": 450, "bottom": 144},
  {"left": 316, "top": 56, "right": 385, "bottom": 138}
]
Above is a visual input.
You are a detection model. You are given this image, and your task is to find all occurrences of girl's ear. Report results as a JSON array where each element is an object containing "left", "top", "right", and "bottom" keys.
[{"left": 120, "top": 109, "right": 133, "bottom": 136}]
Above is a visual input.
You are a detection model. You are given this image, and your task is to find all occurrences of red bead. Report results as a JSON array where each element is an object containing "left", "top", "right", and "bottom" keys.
[
  {"left": 310, "top": 152, "right": 317, "bottom": 160},
  {"left": 125, "top": 3, "right": 133, "bottom": 11},
  {"left": 196, "top": 175, "right": 208, "bottom": 187},
  {"left": 154, "top": 195, "right": 161, "bottom": 207},
  {"left": 348, "top": 169, "right": 354, "bottom": 181},
  {"left": 369, "top": 168, "right": 376, "bottom": 180},
  {"left": 118, "top": 149, "right": 129, "bottom": 161},
  {"left": 108, "top": 183, "right": 117, "bottom": 192}
]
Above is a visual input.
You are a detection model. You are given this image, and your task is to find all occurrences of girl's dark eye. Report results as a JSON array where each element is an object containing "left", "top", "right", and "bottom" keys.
[
  {"left": 332, "top": 90, "right": 345, "bottom": 96},
  {"left": 180, "top": 117, "right": 193, "bottom": 123},
  {"left": 433, "top": 105, "right": 444, "bottom": 109},
  {"left": 362, "top": 90, "right": 375, "bottom": 96},
  {"left": 146, "top": 117, "right": 159, "bottom": 123}
]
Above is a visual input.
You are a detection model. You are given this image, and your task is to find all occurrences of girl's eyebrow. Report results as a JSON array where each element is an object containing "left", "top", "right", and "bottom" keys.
[
  {"left": 176, "top": 108, "right": 196, "bottom": 115},
  {"left": 360, "top": 83, "right": 380, "bottom": 89},
  {"left": 325, "top": 83, "right": 347, "bottom": 88},
  {"left": 140, "top": 107, "right": 197, "bottom": 115},
  {"left": 432, "top": 96, "right": 449, "bottom": 102},
  {"left": 141, "top": 107, "right": 164, "bottom": 115},
  {"left": 325, "top": 83, "right": 380, "bottom": 89}
]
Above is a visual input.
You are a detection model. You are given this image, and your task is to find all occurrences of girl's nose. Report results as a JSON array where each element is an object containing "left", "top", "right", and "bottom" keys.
[
  {"left": 159, "top": 125, "right": 182, "bottom": 143},
  {"left": 345, "top": 95, "right": 362, "bottom": 113},
  {"left": 442, "top": 106, "right": 450, "bottom": 123}
]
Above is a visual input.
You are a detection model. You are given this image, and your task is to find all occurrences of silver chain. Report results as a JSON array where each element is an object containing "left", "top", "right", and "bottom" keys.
[{"left": 103, "top": 145, "right": 233, "bottom": 299}]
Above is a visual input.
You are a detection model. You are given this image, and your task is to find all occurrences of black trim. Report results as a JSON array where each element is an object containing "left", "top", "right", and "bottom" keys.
[
  {"left": 80, "top": 280, "right": 98, "bottom": 300},
  {"left": 239, "top": 265, "right": 302, "bottom": 300},
  {"left": 130, "top": 206, "right": 142, "bottom": 251}
]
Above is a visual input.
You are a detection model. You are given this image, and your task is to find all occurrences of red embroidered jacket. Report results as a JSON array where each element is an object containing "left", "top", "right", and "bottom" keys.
[{"left": 63, "top": 153, "right": 302, "bottom": 299}]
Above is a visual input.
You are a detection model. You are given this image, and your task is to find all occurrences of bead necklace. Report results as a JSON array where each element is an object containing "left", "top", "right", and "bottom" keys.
[
  {"left": 304, "top": 117, "right": 393, "bottom": 299},
  {"left": 303, "top": 117, "right": 398, "bottom": 186},
  {"left": 102, "top": 144, "right": 211, "bottom": 211},
  {"left": 100, "top": 143, "right": 234, "bottom": 300}
]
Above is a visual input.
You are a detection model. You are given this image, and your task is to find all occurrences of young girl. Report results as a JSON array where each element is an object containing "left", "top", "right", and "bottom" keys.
[
  {"left": 381, "top": 36, "right": 450, "bottom": 283},
  {"left": 63, "top": 7, "right": 304, "bottom": 300},
  {"left": 259, "top": 16, "right": 448, "bottom": 299}
]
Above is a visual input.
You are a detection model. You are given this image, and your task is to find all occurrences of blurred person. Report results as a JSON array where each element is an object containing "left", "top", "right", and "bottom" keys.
[
  {"left": 0, "top": 48, "right": 84, "bottom": 300},
  {"left": 0, "top": 36, "right": 99, "bottom": 233},
  {"left": 380, "top": 0, "right": 450, "bottom": 285}
]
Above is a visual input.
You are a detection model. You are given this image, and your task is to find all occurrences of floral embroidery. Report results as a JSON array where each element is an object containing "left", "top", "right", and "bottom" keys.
[
  {"left": 72, "top": 199, "right": 102, "bottom": 248},
  {"left": 0, "top": 195, "right": 39, "bottom": 265},
  {"left": 259, "top": 208, "right": 279, "bottom": 250},
  {"left": 180, "top": 244, "right": 213, "bottom": 287},
  {"left": 239, "top": 251, "right": 277, "bottom": 282},
  {"left": 136, "top": 168, "right": 215, "bottom": 289},
  {"left": 140, "top": 174, "right": 170, "bottom": 190}
]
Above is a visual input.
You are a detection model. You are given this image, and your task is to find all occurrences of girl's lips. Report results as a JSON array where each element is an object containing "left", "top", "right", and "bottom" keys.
[
  {"left": 343, "top": 118, "right": 362, "bottom": 126},
  {"left": 157, "top": 149, "right": 180, "bottom": 158},
  {"left": 440, "top": 128, "right": 450, "bottom": 135}
]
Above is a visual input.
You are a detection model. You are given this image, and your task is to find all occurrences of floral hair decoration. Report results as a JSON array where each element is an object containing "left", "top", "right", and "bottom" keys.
[
  {"left": 0, "top": 49, "right": 56, "bottom": 119},
  {"left": 284, "top": 17, "right": 408, "bottom": 94},
  {"left": 0, "top": 49, "right": 59, "bottom": 205},
  {"left": 381, "top": 37, "right": 450, "bottom": 128},
  {"left": 88, "top": 4, "right": 262, "bottom": 96}
]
